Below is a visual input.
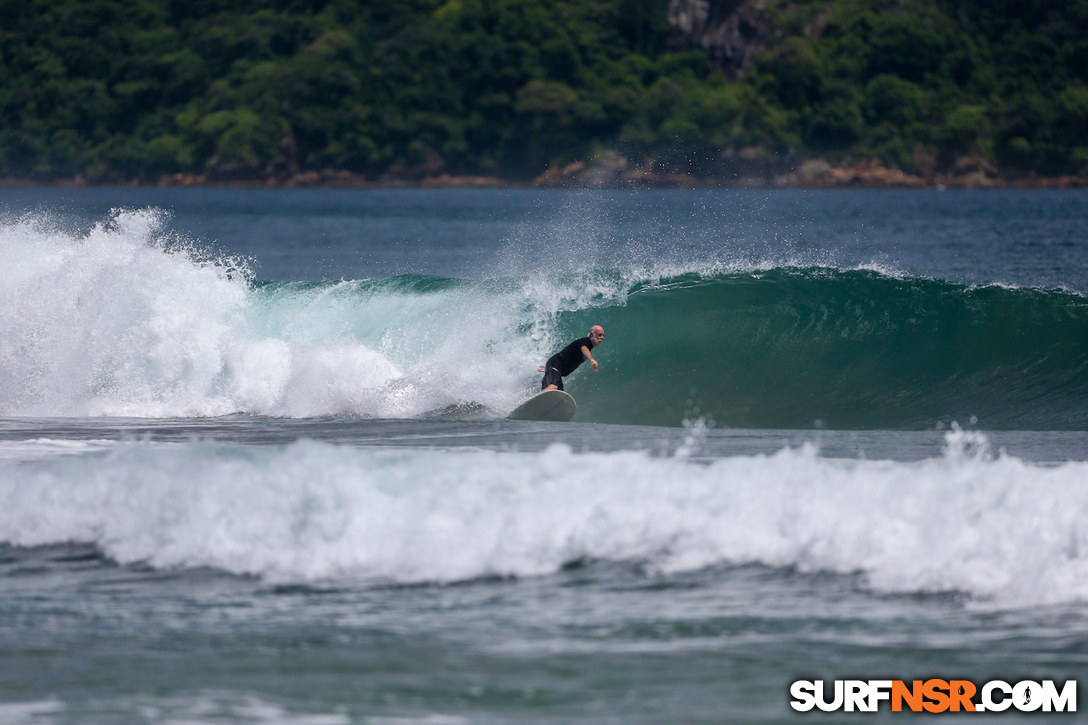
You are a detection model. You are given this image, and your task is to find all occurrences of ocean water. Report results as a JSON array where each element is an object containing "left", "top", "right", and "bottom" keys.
[{"left": 0, "top": 187, "right": 1086, "bottom": 723}]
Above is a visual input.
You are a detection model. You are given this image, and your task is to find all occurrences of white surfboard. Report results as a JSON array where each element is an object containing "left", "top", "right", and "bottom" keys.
[{"left": 506, "top": 390, "right": 577, "bottom": 422}]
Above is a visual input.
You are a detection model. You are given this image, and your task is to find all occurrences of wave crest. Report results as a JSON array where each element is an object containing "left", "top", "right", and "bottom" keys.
[
  {"left": 2, "top": 437, "right": 1086, "bottom": 607},
  {"left": 3, "top": 210, "right": 1087, "bottom": 427}
]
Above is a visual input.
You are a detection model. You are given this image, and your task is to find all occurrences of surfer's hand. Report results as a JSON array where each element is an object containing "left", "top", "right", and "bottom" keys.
[
  {"left": 591, "top": 360, "right": 598, "bottom": 371},
  {"left": 538, "top": 365, "right": 545, "bottom": 373}
]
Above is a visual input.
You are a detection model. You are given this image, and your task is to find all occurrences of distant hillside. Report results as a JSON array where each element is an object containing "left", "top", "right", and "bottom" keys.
[{"left": 1, "top": 0, "right": 1085, "bottom": 186}]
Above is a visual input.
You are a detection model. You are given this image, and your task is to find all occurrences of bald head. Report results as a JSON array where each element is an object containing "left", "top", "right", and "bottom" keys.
[{"left": 588, "top": 325, "right": 604, "bottom": 346}]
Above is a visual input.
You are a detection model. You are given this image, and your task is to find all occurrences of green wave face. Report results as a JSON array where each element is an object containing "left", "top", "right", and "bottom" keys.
[{"left": 559, "top": 269, "right": 1088, "bottom": 430}]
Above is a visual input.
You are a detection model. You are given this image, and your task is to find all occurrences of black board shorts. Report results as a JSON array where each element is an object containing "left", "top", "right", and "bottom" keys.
[{"left": 541, "top": 363, "right": 563, "bottom": 391}]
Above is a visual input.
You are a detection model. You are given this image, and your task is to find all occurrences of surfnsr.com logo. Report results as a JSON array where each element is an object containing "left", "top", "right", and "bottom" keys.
[{"left": 790, "top": 679, "right": 1077, "bottom": 713}]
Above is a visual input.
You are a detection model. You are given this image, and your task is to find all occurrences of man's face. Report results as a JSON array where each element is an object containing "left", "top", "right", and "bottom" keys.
[{"left": 589, "top": 328, "right": 604, "bottom": 345}]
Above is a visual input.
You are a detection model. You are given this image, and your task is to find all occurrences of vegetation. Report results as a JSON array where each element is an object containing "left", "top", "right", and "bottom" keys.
[{"left": 1, "top": 0, "right": 1085, "bottom": 182}]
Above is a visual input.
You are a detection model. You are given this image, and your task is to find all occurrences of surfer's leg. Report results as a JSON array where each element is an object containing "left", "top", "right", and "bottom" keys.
[{"left": 542, "top": 366, "right": 563, "bottom": 391}]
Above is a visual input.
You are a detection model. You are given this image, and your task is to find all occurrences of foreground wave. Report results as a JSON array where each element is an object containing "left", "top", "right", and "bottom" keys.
[
  {"left": 3, "top": 209, "right": 1087, "bottom": 428},
  {"left": 1, "top": 431, "right": 1085, "bottom": 606}
]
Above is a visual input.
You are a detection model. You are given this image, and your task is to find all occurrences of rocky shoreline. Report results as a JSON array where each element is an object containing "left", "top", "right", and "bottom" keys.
[{"left": 4, "top": 153, "right": 1086, "bottom": 190}]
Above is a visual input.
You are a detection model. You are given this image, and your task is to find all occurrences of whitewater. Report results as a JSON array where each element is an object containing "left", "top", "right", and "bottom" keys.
[
  {"left": 2, "top": 430, "right": 1087, "bottom": 608},
  {"left": 0, "top": 208, "right": 547, "bottom": 418},
  {"left": 4, "top": 205, "right": 1086, "bottom": 428},
  {"left": 1, "top": 187, "right": 1086, "bottom": 724}
]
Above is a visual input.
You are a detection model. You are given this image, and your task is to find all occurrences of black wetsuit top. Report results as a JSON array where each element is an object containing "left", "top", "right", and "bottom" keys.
[{"left": 549, "top": 336, "right": 594, "bottom": 376}]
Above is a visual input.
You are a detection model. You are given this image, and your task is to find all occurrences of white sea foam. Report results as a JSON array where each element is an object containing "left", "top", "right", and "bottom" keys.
[
  {"left": 0, "top": 694, "right": 355, "bottom": 725},
  {"left": 0, "top": 699, "right": 66, "bottom": 720},
  {"left": 1, "top": 432, "right": 1086, "bottom": 607},
  {"left": 0, "top": 209, "right": 577, "bottom": 417},
  {"left": 0, "top": 438, "right": 122, "bottom": 460},
  {"left": 7, "top": 208, "right": 934, "bottom": 420}
]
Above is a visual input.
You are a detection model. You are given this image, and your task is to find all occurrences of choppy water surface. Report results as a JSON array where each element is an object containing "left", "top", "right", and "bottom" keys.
[{"left": 1, "top": 188, "right": 1086, "bottom": 723}]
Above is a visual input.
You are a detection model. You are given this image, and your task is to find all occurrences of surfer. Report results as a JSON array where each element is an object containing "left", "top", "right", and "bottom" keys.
[{"left": 538, "top": 325, "right": 604, "bottom": 392}]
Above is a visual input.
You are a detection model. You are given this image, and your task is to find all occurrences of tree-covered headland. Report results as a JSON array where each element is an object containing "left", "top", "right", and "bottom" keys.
[{"left": 1, "top": 0, "right": 1086, "bottom": 186}]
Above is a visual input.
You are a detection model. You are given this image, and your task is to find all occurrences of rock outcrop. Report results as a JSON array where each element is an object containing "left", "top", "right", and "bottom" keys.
[
  {"left": 667, "top": 0, "right": 773, "bottom": 77},
  {"left": 532, "top": 151, "right": 705, "bottom": 188}
]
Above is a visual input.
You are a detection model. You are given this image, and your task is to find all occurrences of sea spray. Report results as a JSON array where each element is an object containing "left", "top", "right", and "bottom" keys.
[
  {"left": 0, "top": 210, "right": 558, "bottom": 417},
  {"left": 4, "top": 209, "right": 1088, "bottom": 427},
  {"left": 0, "top": 209, "right": 251, "bottom": 416}
]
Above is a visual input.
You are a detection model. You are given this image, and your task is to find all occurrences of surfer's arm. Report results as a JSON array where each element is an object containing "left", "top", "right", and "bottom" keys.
[{"left": 581, "top": 345, "right": 598, "bottom": 371}]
